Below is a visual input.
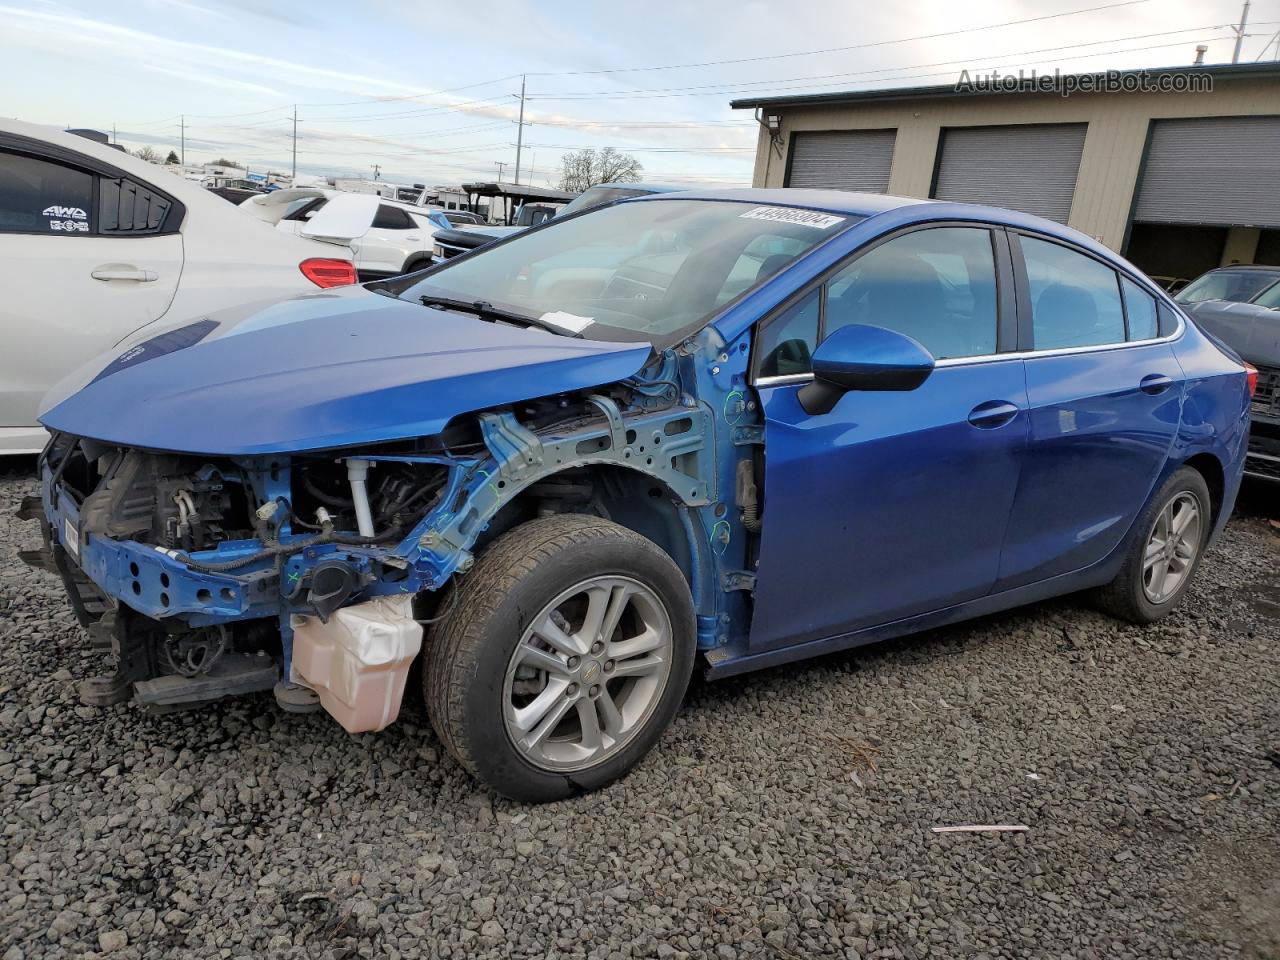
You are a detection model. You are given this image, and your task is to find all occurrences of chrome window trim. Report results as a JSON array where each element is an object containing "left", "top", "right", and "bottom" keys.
[{"left": 752, "top": 313, "right": 1186, "bottom": 385}]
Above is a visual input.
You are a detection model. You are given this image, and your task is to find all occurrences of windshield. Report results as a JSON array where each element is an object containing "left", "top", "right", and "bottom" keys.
[
  {"left": 1177, "top": 269, "right": 1280, "bottom": 304},
  {"left": 391, "top": 199, "right": 855, "bottom": 343}
]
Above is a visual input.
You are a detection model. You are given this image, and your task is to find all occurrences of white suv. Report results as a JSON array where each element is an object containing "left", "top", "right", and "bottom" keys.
[
  {"left": 245, "top": 190, "right": 474, "bottom": 280},
  {"left": 0, "top": 119, "right": 360, "bottom": 455}
]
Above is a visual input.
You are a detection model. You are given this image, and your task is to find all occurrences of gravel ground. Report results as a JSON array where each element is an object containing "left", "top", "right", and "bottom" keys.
[{"left": 1, "top": 458, "right": 1277, "bottom": 960}]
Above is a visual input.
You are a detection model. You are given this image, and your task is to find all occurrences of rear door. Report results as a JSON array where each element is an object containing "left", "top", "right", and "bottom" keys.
[
  {"left": 995, "top": 233, "right": 1183, "bottom": 589},
  {"left": 0, "top": 146, "right": 182, "bottom": 428},
  {"left": 352, "top": 204, "right": 426, "bottom": 277}
]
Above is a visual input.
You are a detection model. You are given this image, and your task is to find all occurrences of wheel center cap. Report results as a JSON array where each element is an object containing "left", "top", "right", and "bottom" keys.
[{"left": 582, "top": 660, "right": 602, "bottom": 684}]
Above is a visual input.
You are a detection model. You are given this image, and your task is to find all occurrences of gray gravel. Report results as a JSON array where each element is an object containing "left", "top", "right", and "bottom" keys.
[{"left": 1, "top": 458, "right": 1277, "bottom": 960}]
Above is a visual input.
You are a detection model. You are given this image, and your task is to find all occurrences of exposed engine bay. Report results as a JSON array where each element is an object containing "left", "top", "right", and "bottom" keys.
[{"left": 26, "top": 353, "right": 758, "bottom": 728}]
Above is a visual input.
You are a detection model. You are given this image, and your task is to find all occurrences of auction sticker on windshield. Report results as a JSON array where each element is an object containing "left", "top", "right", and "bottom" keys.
[{"left": 739, "top": 207, "right": 845, "bottom": 229}]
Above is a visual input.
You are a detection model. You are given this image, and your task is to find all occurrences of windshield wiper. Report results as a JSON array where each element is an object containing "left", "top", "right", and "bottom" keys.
[{"left": 416, "top": 294, "right": 576, "bottom": 336}]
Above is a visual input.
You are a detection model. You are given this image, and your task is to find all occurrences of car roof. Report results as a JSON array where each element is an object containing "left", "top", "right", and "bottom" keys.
[
  {"left": 2, "top": 117, "right": 223, "bottom": 206},
  {"left": 629, "top": 187, "right": 1129, "bottom": 264},
  {"left": 643, "top": 187, "right": 929, "bottom": 217},
  {"left": 1197, "top": 264, "right": 1280, "bottom": 273}
]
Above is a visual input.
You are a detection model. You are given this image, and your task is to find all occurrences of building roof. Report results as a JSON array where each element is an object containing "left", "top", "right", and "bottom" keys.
[{"left": 730, "top": 60, "right": 1280, "bottom": 111}]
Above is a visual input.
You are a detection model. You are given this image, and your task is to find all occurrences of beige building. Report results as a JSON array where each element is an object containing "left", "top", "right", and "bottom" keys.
[{"left": 733, "top": 62, "right": 1280, "bottom": 285}]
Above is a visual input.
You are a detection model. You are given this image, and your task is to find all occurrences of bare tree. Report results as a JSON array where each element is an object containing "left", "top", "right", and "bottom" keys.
[
  {"left": 132, "top": 146, "right": 161, "bottom": 163},
  {"left": 557, "top": 147, "right": 643, "bottom": 193}
]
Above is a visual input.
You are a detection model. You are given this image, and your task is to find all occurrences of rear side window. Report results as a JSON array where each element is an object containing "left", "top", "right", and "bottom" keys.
[
  {"left": 1120, "top": 277, "right": 1159, "bottom": 341},
  {"left": 373, "top": 204, "right": 414, "bottom": 230},
  {"left": 99, "top": 178, "right": 172, "bottom": 234},
  {"left": 1020, "top": 236, "right": 1124, "bottom": 349},
  {"left": 825, "top": 226, "right": 999, "bottom": 360},
  {"left": 0, "top": 152, "right": 95, "bottom": 235}
]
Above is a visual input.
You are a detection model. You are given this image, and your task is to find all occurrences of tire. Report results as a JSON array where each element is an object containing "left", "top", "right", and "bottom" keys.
[
  {"left": 1093, "top": 465, "right": 1212, "bottom": 624},
  {"left": 423, "top": 515, "right": 696, "bottom": 802},
  {"left": 398, "top": 257, "right": 432, "bottom": 277}
]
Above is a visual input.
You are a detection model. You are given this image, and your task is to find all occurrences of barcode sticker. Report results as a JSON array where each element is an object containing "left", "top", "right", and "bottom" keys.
[{"left": 739, "top": 207, "right": 845, "bottom": 229}]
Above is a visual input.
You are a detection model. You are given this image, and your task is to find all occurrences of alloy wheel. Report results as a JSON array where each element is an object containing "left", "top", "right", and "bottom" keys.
[
  {"left": 1142, "top": 491, "right": 1203, "bottom": 604},
  {"left": 503, "top": 575, "right": 674, "bottom": 772}
]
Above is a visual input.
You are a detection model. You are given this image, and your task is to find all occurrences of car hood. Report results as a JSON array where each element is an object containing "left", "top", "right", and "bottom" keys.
[
  {"left": 40, "top": 287, "right": 652, "bottom": 455},
  {"left": 1184, "top": 300, "right": 1280, "bottom": 367}
]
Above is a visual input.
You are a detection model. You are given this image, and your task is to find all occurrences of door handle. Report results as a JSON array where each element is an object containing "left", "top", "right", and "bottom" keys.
[
  {"left": 967, "top": 399, "right": 1020, "bottom": 429},
  {"left": 1139, "top": 373, "right": 1174, "bottom": 395},
  {"left": 91, "top": 267, "right": 158, "bottom": 282}
]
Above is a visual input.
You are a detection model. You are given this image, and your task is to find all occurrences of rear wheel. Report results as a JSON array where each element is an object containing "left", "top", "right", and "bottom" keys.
[
  {"left": 1093, "top": 466, "right": 1211, "bottom": 624},
  {"left": 424, "top": 515, "right": 695, "bottom": 801}
]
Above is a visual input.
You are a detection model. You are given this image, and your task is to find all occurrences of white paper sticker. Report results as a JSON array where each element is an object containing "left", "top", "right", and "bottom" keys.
[
  {"left": 739, "top": 206, "right": 845, "bottom": 229},
  {"left": 538, "top": 311, "right": 594, "bottom": 334},
  {"left": 63, "top": 517, "right": 78, "bottom": 558}
]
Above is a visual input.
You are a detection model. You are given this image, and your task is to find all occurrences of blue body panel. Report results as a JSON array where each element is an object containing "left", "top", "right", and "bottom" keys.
[
  {"left": 35, "top": 188, "right": 1251, "bottom": 689},
  {"left": 750, "top": 359, "right": 1029, "bottom": 649},
  {"left": 40, "top": 289, "right": 651, "bottom": 455},
  {"left": 996, "top": 341, "right": 1183, "bottom": 589}
]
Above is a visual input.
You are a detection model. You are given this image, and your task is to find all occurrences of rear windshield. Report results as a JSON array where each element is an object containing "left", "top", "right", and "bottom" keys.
[
  {"left": 1176, "top": 270, "right": 1280, "bottom": 305},
  {"left": 392, "top": 199, "right": 856, "bottom": 345}
]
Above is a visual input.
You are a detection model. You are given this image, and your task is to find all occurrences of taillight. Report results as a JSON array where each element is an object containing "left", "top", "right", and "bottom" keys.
[
  {"left": 300, "top": 258, "right": 357, "bottom": 288},
  {"left": 1244, "top": 362, "right": 1258, "bottom": 398}
]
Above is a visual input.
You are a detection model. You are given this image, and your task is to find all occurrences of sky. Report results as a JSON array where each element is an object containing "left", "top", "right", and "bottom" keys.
[{"left": 2, "top": 0, "right": 1277, "bottom": 189}]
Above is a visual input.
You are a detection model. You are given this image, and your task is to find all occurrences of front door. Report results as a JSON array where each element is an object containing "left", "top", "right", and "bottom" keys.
[{"left": 748, "top": 224, "right": 1028, "bottom": 650}]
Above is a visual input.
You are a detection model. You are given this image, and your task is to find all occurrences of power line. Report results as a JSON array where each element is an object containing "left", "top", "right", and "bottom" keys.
[
  {"left": 527, "top": 0, "right": 1152, "bottom": 76},
  {"left": 530, "top": 35, "right": 1240, "bottom": 102},
  {"left": 116, "top": 0, "right": 1148, "bottom": 127},
  {"left": 534, "top": 25, "right": 1248, "bottom": 101}
]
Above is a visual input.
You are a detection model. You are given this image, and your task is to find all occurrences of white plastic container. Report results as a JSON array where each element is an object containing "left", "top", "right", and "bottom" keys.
[{"left": 291, "top": 595, "right": 422, "bottom": 733}]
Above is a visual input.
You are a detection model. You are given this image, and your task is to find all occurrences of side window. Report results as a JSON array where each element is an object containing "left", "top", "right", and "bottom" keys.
[
  {"left": 1157, "top": 302, "right": 1181, "bottom": 337},
  {"left": 1020, "top": 236, "right": 1125, "bottom": 349},
  {"left": 0, "top": 152, "right": 95, "bottom": 235},
  {"left": 1120, "top": 276, "right": 1159, "bottom": 341},
  {"left": 372, "top": 204, "right": 414, "bottom": 230},
  {"left": 99, "top": 178, "right": 172, "bottom": 235},
  {"left": 825, "top": 227, "right": 998, "bottom": 360},
  {"left": 756, "top": 287, "right": 820, "bottom": 378}
]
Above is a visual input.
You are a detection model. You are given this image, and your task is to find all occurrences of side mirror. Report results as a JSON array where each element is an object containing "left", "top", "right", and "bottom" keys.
[{"left": 798, "top": 324, "right": 935, "bottom": 415}]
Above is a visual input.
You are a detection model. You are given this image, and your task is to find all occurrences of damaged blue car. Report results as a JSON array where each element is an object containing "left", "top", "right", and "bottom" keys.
[{"left": 25, "top": 189, "right": 1251, "bottom": 801}]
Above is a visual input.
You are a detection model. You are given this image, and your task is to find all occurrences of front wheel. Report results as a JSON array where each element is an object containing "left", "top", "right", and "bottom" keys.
[
  {"left": 1093, "top": 465, "right": 1212, "bottom": 624},
  {"left": 424, "top": 515, "right": 695, "bottom": 802}
]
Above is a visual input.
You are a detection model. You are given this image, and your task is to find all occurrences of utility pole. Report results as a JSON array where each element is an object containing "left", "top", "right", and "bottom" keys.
[
  {"left": 179, "top": 115, "right": 186, "bottom": 166},
  {"left": 1232, "top": 0, "right": 1251, "bottom": 62},
  {"left": 494, "top": 161, "right": 507, "bottom": 180},
  {"left": 372, "top": 163, "right": 381, "bottom": 181},
  {"left": 111, "top": 123, "right": 116, "bottom": 145},
  {"left": 291, "top": 105, "right": 297, "bottom": 181},
  {"left": 513, "top": 74, "right": 527, "bottom": 185}
]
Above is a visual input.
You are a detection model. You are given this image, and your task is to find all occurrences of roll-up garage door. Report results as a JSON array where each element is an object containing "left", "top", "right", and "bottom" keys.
[
  {"left": 1133, "top": 116, "right": 1280, "bottom": 228},
  {"left": 786, "top": 130, "right": 896, "bottom": 192},
  {"left": 932, "top": 123, "right": 1087, "bottom": 222}
]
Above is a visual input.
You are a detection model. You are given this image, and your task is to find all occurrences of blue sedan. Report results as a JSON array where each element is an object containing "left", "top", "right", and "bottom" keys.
[{"left": 30, "top": 189, "right": 1251, "bottom": 801}]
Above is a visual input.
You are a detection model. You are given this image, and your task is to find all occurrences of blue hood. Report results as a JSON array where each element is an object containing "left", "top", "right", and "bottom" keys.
[{"left": 40, "top": 288, "right": 651, "bottom": 455}]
